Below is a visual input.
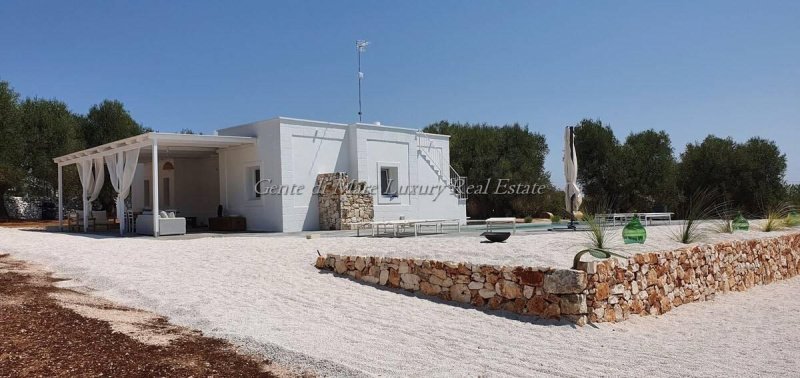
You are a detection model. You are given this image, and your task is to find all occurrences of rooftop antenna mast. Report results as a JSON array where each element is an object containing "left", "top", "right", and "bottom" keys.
[{"left": 356, "top": 40, "right": 370, "bottom": 122}]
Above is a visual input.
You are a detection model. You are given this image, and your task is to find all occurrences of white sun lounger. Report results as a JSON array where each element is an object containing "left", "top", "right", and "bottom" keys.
[
  {"left": 350, "top": 218, "right": 462, "bottom": 237},
  {"left": 412, "top": 218, "right": 461, "bottom": 235},
  {"left": 597, "top": 212, "right": 673, "bottom": 226},
  {"left": 347, "top": 222, "right": 374, "bottom": 237},
  {"left": 485, "top": 217, "right": 517, "bottom": 234},
  {"left": 644, "top": 212, "right": 673, "bottom": 225}
]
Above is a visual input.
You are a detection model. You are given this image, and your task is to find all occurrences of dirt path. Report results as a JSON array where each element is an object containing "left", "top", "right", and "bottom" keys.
[{"left": 0, "top": 253, "right": 297, "bottom": 377}]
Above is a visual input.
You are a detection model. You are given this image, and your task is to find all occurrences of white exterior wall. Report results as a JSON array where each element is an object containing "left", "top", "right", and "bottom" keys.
[
  {"left": 355, "top": 125, "right": 466, "bottom": 223},
  {"left": 415, "top": 134, "right": 467, "bottom": 221},
  {"left": 217, "top": 119, "right": 284, "bottom": 231},
  {"left": 130, "top": 157, "right": 221, "bottom": 225},
  {"left": 216, "top": 117, "right": 466, "bottom": 232},
  {"left": 278, "top": 119, "right": 351, "bottom": 232},
  {"left": 173, "top": 157, "right": 220, "bottom": 225},
  {"left": 355, "top": 124, "right": 418, "bottom": 221}
]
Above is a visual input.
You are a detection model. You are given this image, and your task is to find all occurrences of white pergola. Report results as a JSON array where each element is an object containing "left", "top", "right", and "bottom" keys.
[{"left": 52, "top": 132, "right": 255, "bottom": 236}]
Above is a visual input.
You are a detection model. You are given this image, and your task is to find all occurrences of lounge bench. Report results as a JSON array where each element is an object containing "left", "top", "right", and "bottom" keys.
[{"left": 136, "top": 212, "right": 186, "bottom": 236}]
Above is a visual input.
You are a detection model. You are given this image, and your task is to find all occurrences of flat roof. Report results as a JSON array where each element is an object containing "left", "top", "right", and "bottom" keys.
[
  {"left": 55, "top": 117, "right": 449, "bottom": 165},
  {"left": 217, "top": 116, "right": 449, "bottom": 138},
  {"left": 53, "top": 132, "right": 256, "bottom": 165}
]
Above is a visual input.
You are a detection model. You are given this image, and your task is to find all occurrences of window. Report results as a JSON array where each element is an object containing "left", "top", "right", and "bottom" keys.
[
  {"left": 246, "top": 166, "right": 262, "bottom": 200},
  {"left": 380, "top": 167, "right": 398, "bottom": 196}
]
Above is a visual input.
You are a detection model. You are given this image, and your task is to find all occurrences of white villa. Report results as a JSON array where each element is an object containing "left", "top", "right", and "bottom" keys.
[{"left": 53, "top": 117, "right": 467, "bottom": 235}]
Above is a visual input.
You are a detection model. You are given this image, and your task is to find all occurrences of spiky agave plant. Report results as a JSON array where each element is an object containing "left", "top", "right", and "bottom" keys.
[
  {"left": 583, "top": 212, "right": 611, "bottom": 250},
  {"left": 572, "top": 198, "right": 627, "bottom": 269},
  {"left": 672, "top": 188, "right": 722, "bottom": 244}
]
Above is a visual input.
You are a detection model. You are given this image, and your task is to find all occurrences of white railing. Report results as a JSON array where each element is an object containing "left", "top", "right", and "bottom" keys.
[
  {"left": 417, "top": 133, "right": 467, "bottom": 200},
  {"left": 417, "top": 134, "right": 445, "bottom": 172},
  {"left": 450, "top": 166, "right": 468, "bottom": 200}
]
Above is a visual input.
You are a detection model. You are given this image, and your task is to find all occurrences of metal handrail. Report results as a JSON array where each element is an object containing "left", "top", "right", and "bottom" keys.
[{"left": 417, "top": 134, "right": 467, "bottom": 199}]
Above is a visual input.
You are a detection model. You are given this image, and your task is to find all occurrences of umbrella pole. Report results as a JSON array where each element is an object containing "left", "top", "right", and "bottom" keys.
[
  {"left": 568, "top": 193, "right": 576, "bottom": 230},
  {"left": 567, "top": 126, "right": 577, "bottom": 230}
]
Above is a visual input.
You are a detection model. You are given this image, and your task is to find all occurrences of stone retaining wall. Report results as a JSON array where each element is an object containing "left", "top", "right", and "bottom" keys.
[
  {"left": 316, "top": 233, "right": 800, "bottom": 325},
  {"left": 583, "top": 233, "right": 800, "bottom": 323},
  {"left": 315, "top": 255, "right": 591, "bottom": 324}
]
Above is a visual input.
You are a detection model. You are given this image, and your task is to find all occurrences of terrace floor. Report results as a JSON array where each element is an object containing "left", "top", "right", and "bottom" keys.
[{"left": 1, "top": 226, "right": 799, "bottom": 376}]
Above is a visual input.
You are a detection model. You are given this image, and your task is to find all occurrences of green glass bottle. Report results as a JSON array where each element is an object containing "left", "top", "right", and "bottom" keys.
[
  {"left": 732, "top": 212, "right": 749, "bottom": 231},
  {"left": 623, "top": 215, "right": 646, "bottom": 244}
]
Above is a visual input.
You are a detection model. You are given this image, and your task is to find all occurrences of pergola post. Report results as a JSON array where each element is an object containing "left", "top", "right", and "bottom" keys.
[
  {"left": 57, "top": 163, "right": 63, "bottom": 231},
  {"left": 152, "top": 139, "right": 159, "bottom": 237}
]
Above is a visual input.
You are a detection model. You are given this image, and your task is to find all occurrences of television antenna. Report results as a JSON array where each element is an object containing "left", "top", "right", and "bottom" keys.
[{"left": 356, "top": 40, "right": 370, "bottom": 122}]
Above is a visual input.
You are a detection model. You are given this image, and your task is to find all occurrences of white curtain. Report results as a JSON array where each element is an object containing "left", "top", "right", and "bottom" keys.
[
  {"left": 76, "top": 157, "right": 105, "bottom": 232},
  {"left": 563, "top": 126, "right": 583, "bottom": 219},
  {"left": 105, "top": 148, "right": 140, "bottom": 235}
]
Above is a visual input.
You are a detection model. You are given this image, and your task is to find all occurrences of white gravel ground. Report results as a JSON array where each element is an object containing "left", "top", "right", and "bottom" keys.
[
  {"left": 322, "top": 222, "right": 798, "bottom": 268},
  {"left": 2, "top": 226, "right": 799, "bottom": 377}
]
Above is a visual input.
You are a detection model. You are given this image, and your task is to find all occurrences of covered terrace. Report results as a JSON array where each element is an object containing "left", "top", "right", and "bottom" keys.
[{"left": 52, "top": 132, "right": 255, "bottom": 237}]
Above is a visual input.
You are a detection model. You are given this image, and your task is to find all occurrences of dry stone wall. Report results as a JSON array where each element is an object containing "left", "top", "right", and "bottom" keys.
[
  {"left": 582, "top": 233, "right": 800, "bottom": 323},
  {"left": 317, "top": 173, "right": 373, "bottom": 230},
  {"left": 316, "top": 233, "right": 800, "bottom": 325},
  {"left": 315, "top": 255, "right": 591, "bottom": 324}
]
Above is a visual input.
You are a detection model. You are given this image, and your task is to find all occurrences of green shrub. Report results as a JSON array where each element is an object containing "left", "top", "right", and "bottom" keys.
[
  {"left": 550, "top": 215, "right": 561, "bottom": 223},
  {"left": 524, "top": 216, "right": 533, "bottom": 223}
]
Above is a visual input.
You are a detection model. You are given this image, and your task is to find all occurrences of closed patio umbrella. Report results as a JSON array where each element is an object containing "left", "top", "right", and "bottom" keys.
[{"left": 564, "top": 126, "right": 583, "bottom": 229}]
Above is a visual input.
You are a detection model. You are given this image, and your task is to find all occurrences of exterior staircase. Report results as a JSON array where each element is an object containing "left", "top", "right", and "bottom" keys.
[{"left": 417, "top": 134, "right": 468, "bottom": 200}]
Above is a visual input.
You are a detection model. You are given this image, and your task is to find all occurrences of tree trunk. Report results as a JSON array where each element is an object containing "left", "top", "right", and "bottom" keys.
[{"left": 0, "top": 186, "right": 10, "bottom": 220}]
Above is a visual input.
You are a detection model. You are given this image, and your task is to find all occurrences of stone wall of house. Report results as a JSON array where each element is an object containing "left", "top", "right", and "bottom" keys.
[
  {"left": 315, "top": 254, "right": 590, "bottom": 324},
  {"left": 581, "top": 233, "right": 800, "bottom": 323},
  {"left": 317, "top": 173, "right": 373, "bottom": 231},
  {"left": 315, "top": 233, "right": 800, "bottom": 325}
]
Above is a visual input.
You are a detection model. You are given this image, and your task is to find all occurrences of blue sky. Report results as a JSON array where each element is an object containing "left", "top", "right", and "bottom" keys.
[{"left": 2, "top": 1, "right": 798, "bottom": 185}]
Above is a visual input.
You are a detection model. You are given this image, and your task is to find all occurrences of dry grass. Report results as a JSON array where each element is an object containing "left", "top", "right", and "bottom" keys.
[{"left": 760, "top": 203, "right": 796, "bottom": 232}]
